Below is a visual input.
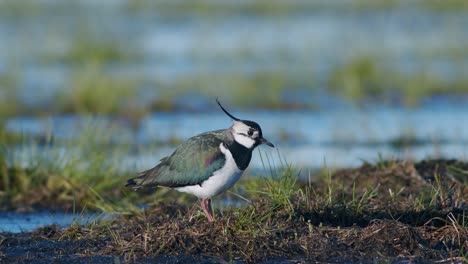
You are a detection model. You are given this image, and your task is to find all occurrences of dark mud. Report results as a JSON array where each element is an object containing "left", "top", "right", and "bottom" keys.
[{"left": 1, "top": 159, "right": 467, "bottom": 263}]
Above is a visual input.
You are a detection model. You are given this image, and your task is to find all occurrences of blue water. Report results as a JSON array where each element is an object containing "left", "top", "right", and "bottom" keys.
[
  {"left": 0, "top": 211, "right": 103, "bottom": 233},
  {"left": 6, "top": 101, "right": 468, "bottom": 170}
]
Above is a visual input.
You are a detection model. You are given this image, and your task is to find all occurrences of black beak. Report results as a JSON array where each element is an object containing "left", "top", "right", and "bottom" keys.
[{"left": 260, "top": 137, "right": 275, "bottom": 148}]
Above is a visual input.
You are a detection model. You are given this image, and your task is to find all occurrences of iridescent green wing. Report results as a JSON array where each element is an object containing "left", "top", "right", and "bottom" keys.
[{"left": 129, "top": 130, "right": 227, "bottom": 188}]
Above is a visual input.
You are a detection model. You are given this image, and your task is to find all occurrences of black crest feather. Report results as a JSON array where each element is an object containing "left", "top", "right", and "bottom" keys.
[{"left": 216, "top": 98, "right": 240, "bottom": 121}]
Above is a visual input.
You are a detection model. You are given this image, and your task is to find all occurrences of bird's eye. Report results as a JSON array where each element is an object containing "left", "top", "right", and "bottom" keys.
[{"left": 248, "top": 130, "right": 254, "bottom": 136}]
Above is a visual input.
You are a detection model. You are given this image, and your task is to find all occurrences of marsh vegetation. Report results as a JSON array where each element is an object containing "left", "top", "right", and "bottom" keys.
[
  {"left": 1, "top": 0, "right": 468, "bottom": 118},
  {"left": 1, "top": 159, "right": 467, "bottom": 262},
  {"left": 1, "top": 0, "right": 468, "bottom": 262}
]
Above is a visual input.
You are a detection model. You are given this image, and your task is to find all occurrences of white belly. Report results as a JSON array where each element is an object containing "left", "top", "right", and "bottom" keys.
[{"left": 175, "top": 143, "right": 244, "bottom": 199}]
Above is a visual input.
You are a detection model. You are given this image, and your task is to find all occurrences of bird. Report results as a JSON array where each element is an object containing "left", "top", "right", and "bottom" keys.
[{"left": 126, "top": 99, "right": 274, "bottom": 222}]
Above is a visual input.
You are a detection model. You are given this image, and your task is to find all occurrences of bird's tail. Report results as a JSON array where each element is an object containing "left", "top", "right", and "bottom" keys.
[
  {"left": 125, "top": 178, "right": 140, "bottom": 188},
  {"left": 125, "top": 168, "right": 157, "bottom": 190}
]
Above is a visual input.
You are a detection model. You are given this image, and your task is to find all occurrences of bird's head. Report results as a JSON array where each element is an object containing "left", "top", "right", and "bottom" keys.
[{"left": 217, "top": 99, "right": 274, "bottom": 149}]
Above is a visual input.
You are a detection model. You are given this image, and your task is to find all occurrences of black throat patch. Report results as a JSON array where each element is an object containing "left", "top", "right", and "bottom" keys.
[{"left": 226, "top": 141, "right": 252, "bottom": 171}]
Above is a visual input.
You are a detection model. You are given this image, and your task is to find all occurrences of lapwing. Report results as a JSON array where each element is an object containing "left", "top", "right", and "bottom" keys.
[{"left": 126, "top": 99, "right": 274, "bottom": 222}]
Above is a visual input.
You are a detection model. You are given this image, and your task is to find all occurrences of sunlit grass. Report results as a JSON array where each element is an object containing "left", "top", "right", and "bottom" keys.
[
  {"left": 3, "top": 0, "right": 468, "bottom": 17},
  {"left": 30, "top": 156, "right": 466, "bottom": 262},
  {"left": 0, "top": 71, "right": 21, "bottom": 119},
  {"left": 124, "top": 0, "right": 468, "bottom": 15},
  {"left": 58, "top": 63, "right": 142, "bottom": 116},
  {"left": 1, "top": 50, "right": 467, "bottom": 120},
  {"left": 0, "top": 123, "right": 139, "bottom": 212},
  {"left": 329, "top": 56, "right": 468, "bottom": 106},
  {"left": 2, "top": 56, "right": 466, "bottom": 120},
  {"left": 0, "top": 124, "right": 467, "bottom": 261},
  {"left": 162, "top": 70, "right": 307, "bottom": 109},
  {"left": 0, "top": 117, "right": 207, "bottom": 214},
  {"left": 423, "top": 0, "right": 468, "bottom": 10},
  {"left": 40, "top": 30, "right": 140, "bottom": 65}
]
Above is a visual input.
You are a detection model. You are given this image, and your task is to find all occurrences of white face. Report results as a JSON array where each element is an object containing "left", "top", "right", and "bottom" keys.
[{"left": 231, "top": 121, "right": 259, "bottom": 149}]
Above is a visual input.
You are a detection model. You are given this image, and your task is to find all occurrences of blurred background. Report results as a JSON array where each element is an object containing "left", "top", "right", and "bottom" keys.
[{"left": 1, "top": 0, "right": 468, "bottom": 173}]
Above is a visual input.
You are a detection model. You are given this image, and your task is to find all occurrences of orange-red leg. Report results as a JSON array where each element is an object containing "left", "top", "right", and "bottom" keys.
[{"left": 201, "top": 198, "right": 214, "bottom": 222}]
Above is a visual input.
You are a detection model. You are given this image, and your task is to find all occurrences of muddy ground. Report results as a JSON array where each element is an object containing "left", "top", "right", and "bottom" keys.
[{"left": 0, "top": 159, "right": 467, "bottom": 263}]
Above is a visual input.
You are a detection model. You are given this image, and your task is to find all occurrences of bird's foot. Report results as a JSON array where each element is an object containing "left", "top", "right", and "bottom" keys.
[{"left": 201, "top": 198, "right": 214, "bottom": 222}]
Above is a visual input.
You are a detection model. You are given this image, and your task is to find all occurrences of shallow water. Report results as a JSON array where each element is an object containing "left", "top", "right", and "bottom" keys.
[
  {"left": 0, "top": 211, "right": 102, "bottom": 233},
  {"left": 6, "top": 101, "right": 468, "bottom": 170}
]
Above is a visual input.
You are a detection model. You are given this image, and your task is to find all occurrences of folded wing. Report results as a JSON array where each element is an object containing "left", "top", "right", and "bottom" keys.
[{"left": 126, "top": 130, "right": 227, "bottom": 188}]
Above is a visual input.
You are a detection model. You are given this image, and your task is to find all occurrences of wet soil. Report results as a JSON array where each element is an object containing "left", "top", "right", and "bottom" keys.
[{"left": 1, "top": 159, "right": 467, "bottom": 263}]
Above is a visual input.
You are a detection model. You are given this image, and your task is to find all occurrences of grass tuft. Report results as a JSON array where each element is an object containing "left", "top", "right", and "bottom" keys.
[{"left": 2, "top": 159, "right": 465, "bottom": 262}]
